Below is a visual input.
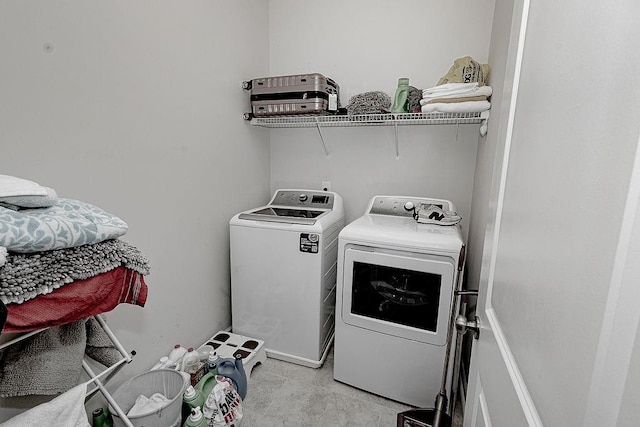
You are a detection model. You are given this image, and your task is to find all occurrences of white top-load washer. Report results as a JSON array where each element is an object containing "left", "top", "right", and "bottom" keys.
[
  {"left": 333, "top": 195, "right": 465, "bottom": 407},
  {"left": 230, "top": 189, "right": 344, "bottom": 368}
]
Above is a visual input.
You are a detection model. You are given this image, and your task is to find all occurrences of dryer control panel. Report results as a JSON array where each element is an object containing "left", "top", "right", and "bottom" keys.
[{"left": 368, "top": 196, "right": 453, "bottom": 217}]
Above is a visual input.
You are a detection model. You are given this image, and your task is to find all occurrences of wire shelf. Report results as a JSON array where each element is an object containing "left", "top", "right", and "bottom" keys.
[{"left": 250, "top": 111, "right": 489, "bottom": 128}]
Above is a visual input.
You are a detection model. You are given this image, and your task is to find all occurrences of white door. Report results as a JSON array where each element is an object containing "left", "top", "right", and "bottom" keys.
[{"left": 464, "top": 0, "right": 640, "bottom": 425}]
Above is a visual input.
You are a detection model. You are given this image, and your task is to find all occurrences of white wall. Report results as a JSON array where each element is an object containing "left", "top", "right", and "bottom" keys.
[
  {"left": 0, "top": 0, "right": 269, "bottom": 417},
  {"left": 267, "top": 0, "right": 495, "bottom": 234},
  {"left": 466, "top": 0, "right": 515, "bottom": 295}
]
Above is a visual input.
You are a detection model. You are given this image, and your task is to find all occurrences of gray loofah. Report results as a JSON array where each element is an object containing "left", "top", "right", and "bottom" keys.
[
  {"left": 408, "top": 86, "right": 422, "bottom": 112},
  {"left": 346, "top": 91, "right": 392, "bottom": 115},
  {"left": 0, "top": 239, "right": 150, "bottom": 304}
]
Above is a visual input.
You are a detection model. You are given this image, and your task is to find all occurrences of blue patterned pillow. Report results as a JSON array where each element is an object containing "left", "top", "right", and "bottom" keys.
[{"left": 0, "top": 199, "right": 128, "bottom": 253}]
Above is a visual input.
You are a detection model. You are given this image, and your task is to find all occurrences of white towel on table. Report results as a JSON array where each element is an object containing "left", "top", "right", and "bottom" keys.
[
  {"left": 1, "top": 384, "right": 90, "bottom": 427},
  {"left": 421, "top": 100, "right": 491, "bottom": 114},
  {"left": 0, "top": 175, "right": 49, "bottom": 198},
  {"left": 421, "top": 85, "right": 493, "bottom": 103}
]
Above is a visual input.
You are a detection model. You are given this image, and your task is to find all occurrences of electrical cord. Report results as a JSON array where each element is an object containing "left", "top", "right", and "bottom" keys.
[{"left": 404, "top": 201, "right": 420, "bottom": 221}]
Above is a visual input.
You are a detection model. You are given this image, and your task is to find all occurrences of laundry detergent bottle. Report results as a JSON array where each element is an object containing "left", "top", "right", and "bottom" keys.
[
  {"left": 216, "top": 355, "right": 247, "bottom": 400},
  {"left": 168, "top": 344, "right": 188, "bottom": 362},
  {"left": 391, "top": 77, "right": 410, "bottom": 113}
]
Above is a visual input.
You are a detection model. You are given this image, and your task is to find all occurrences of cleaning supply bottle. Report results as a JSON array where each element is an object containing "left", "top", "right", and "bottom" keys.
[
  {"left": 182, "top": 385, "right": 205, "bottom": 423},
  {"left": 182, "top": 347, "right": 206, "bottom": 386},
  {"left": 234, "top": 354, "right": 247, "bottom": 400},
  {"left": 391, "top": 77, "right": 410, "bottom": 113},
  {"left": 216, "top": 355, "right": 247, "bottom": 400},
  {"left": 168, "top": 344, "right": 188, "bottom": 362},
  {"left": 183, "top": 406, "right": 207, "bottom": 427},
  {"left": 195, "top": 371, "right": 217, "bottom": 401},
  {"left": 151, "top": 356, "right": 170, "bottom": 370},
  {"left": 197, "top": 345, "right": 214, "bottom": 361},
  {"left": 92, "top": 407, "right": 113, "bottom": 427},
  {"left": 205, "top": 351, "right": 220, "bottom": 375}
]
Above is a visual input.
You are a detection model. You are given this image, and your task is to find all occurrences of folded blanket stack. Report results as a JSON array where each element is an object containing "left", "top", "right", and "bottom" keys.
[
  {"left": 420, "top": 82, "right": 492, "bottom": 114},
  {"left": 0, "top": 174, "right": 150, "bottom": 398}
]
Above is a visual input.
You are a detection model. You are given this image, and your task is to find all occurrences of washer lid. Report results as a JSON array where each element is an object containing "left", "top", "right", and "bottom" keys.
[
  {"left": 236, "top": 189, "right": 341, "bottom": 225},
  {"left": 238, "top": 206, "right": 329, "bottom": 225}
]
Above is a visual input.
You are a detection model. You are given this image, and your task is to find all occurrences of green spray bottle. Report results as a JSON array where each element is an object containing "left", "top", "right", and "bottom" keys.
[{"left": 183, "top": 406, "right": 207, "bottom": 427}]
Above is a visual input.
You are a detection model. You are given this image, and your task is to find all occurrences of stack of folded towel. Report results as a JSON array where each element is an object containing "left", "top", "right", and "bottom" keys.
[{"left": 420, "top": 82, "right": 492, "bottom": 114}]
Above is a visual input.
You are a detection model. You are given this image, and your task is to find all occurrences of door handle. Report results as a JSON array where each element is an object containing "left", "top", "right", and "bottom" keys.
[{"left": 456, "top": 314, "right": 480, "bottom": 339}]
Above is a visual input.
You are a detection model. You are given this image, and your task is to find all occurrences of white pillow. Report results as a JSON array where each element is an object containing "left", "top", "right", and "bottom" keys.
[
  {"left": 0, "top": 174, "right": 49, "bottom": 197},
  {"left": 0, "top": 186, "right": 58, "bottom": 209}
]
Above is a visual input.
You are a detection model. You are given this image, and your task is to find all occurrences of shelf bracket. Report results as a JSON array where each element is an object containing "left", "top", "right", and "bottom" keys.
[
  {"left": 394, "top": 120, "right": 400, "bottom": 159},
  {"left": 314, "top": 118, "right": 330, "bottom": 158}
]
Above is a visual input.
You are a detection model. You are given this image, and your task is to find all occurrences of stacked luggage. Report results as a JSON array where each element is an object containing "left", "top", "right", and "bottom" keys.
[{"left": 243, "top": 73, "right": 339, "bottom": 118}]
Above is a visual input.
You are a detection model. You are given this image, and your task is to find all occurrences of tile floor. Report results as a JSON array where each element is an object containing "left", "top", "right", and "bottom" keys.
[{"left": 240, "top": 346, "right": 463, "bottom": 426}]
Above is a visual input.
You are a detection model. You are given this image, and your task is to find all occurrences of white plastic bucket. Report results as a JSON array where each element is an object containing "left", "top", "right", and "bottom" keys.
[{"left": 109, "top": 369, "right": 188, "bottom": 427}]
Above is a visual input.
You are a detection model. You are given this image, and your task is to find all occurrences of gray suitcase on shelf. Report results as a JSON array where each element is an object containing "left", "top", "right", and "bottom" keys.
[{"left": 243, "top": 73, "right": 339, "bottom": 117}]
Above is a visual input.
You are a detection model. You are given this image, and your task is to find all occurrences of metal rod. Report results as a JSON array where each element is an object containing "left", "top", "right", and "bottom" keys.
[
  {"left": 449, "top": 302, "right": 468, "bottom": 416},
  {"left": 455, "top": 290, "right": 478, "bottom": 296},
  {"left": 85, "top": 356, "right": 129, "bottom": 398},
  {"left": 93, "top": 315, "right": 133, "bottom": 364},
  {"left": 83, "top": 360, "right": 134, "bottom": 427},
  {"left": 0, "top": 329, "right": 46, "bottom": 351},
  {"left": 432, "top": 264, "right": 465, "bottom": 426},
  {"left": 83, "top": 316, "right": 136, "bottom": 427}
]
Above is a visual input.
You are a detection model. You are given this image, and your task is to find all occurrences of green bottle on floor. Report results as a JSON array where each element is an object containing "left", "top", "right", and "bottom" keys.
[
  {"left": 183, "top": 406, "right": 207, "bottom": 427},
  {"left": 182, "top": 385, "right": 205, "bottom": 422},
  {"left": 92, "top": 407, "right": 113, "bottom": 427}
]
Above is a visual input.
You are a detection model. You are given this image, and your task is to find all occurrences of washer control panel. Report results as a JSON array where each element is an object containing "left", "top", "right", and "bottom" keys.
[{"left": 270, "top": 190, "right": 334, "bottom": 209}]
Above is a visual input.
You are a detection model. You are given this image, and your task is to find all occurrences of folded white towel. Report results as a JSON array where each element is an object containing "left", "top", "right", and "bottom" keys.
[
  {"left": 2, "top": 383, "right": 90, "bottom": 427},
  {"left": 0, "top": 175, "right": 49, "bottom": 198},
  {"left": 421, "top": 86, "right": 493, "bottom": 104},
  {"left": 422, "top": 82, "right": 478, "bottom": 96},
  {"left": 421, "top": 100, "right": 491, "bottom": 114}
]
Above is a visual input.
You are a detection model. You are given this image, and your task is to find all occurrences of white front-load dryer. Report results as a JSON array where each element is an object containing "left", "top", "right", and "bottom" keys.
[
  {"left": 333, "top": 195, "right": 465, "bottom": 407},
  {"left": 230, "top": 189, "right": 344, "bottom": 368}
]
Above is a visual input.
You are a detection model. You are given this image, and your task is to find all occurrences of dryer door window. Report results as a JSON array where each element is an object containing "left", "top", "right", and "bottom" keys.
[
  {"left": 341, "top": 246, "right": 455, "bottom": 346},
  {"left": 351, "top": 262, "right": 441, "bottom": 333}
]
